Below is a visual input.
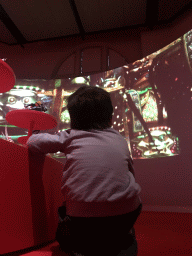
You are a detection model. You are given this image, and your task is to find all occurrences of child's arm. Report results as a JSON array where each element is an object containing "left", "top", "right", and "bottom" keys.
[{"left": 26, "top": 131, "right": 68, "bottom": 154}]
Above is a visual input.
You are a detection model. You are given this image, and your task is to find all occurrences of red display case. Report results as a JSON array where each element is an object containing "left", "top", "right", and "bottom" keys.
[{"left": 0, "top": 138, "right": 64, "bottom": 254}]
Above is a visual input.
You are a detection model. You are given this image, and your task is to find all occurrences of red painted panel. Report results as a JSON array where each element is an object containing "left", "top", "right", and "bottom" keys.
[{"left": 0, "top": 139, "right": 64, "bottom": 254}]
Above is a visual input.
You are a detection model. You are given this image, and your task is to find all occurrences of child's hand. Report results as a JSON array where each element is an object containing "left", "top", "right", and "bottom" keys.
[
  {"left": 22, "top": 144, "right": 29, "bottom": 148},
  {"left": 7, "top": 137, "right": 14, "bottom": 143}
]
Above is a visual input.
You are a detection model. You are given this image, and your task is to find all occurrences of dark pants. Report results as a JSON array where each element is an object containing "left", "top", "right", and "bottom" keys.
[{"left": 56, "top": 203, "right": 142, "bottom": 256}]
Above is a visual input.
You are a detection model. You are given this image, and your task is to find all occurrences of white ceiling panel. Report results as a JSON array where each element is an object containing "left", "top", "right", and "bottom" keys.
[
  {"left": 0, "top": 21, "right": 17, "bottom": 44},
  {"left": 158, "top": 0, "right": 192, "bottom": 21},
  {"left": 0, "top": 0, "right": 191, "bottom": 45},
  {"left": 0, "top": 0, "right": 79, "bottom": 41},
  {"left": 96, "top": 0, "right": 146, "bottom": 31},
  {"left": 98, "top": 0, "right": 128, "bottom": 30},
  {"left": 123, "top": 0, "right": 147, "bottom": 26},
  {"left": 74, "top": 0, "right": 104, "bottom": 33}
]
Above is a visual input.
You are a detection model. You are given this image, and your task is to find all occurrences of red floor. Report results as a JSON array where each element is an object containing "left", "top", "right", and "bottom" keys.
[
  {"left": 135, "top": 211, "right": 192, "bottom": 256},
  {"left": 8, "top": 211, "right": 192, "bottom": 256}
]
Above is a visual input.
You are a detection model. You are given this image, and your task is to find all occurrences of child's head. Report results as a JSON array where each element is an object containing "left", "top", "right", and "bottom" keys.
[{"left": 67, "top": 85, "right": 113, "bottom": 130}]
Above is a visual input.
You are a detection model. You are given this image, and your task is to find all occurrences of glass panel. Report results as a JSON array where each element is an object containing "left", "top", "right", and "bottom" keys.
[
  {"left": 57, "top": 54, "right": 75, "bottom": 76},
  {"left": 82, "top": 47, "right": 101, "bottom": 73},
  {"left": 108, "top": 49, "right": 127, "bottom": 70}
]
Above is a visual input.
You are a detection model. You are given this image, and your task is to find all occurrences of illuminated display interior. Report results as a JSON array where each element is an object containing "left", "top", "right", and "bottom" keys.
[{"left": 1, "top": 29, "right": 192, "bottom": 159}]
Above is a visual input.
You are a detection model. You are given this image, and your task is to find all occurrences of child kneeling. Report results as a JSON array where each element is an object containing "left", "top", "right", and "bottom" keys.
[{"left": 27, "top": 86, "right": 142, "bottom": 255}]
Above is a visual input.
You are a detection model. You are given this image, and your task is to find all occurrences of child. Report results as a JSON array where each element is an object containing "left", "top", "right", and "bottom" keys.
[{"left": 27, "top": 85, "right": 142, "bottom": 256}]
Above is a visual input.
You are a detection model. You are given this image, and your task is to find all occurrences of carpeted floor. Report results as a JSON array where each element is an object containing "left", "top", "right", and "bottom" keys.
[{"left": 6, "top": 211, "right": 192, "bottom": 256}]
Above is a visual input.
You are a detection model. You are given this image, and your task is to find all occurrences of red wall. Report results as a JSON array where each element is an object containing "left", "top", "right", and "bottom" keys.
[
  {"left": 1, "top": 7, "right": 192, "bottom": 79},
  {"left": 1, "top": 9, "right": 192, "bottom": 213}
]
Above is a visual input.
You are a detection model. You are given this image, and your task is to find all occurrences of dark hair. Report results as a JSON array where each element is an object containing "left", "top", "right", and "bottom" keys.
[{"left": 67, "top": 85, "right": 113, "bottom": 130}]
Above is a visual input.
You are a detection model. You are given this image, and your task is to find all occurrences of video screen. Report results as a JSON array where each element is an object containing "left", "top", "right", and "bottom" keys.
[{"left": 1, "top": 29, "right": 192, "bottom": 159}]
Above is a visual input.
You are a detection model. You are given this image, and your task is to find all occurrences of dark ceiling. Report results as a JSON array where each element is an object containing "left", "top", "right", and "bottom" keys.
[{"left": 0, "top": 0, "right": 192, "bottom": 46}]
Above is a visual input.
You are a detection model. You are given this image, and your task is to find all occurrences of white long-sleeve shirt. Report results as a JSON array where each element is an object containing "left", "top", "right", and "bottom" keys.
[{"left": 27, "top": 128, "right": 141, "bottom": 217}]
